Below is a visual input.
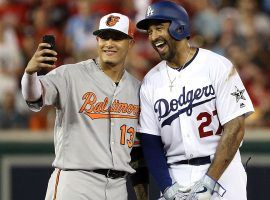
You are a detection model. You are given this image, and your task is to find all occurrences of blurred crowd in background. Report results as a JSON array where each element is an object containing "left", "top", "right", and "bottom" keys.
[{"left": 0, "top": 0, "right": 269, "bottom": 131}]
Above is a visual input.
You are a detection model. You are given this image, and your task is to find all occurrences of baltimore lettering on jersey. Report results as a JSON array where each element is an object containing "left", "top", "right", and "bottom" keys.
[
  {"left": 79, "top": 92, "right": 140, "bottom": 119},
  {"left": 155, "top": 85, "right": 216, "bottom": 127}
]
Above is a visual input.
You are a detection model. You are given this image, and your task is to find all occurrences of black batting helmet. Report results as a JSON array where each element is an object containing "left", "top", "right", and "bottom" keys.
[{"left": 136, "top": 1, "right": 190, "bottom": 40}]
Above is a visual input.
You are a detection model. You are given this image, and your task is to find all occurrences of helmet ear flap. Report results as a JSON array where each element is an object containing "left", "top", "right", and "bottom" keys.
[
  {"left": 169, "top": 21, "right": 182, "bottom": 40},
  {"left": 169, "top": 20, "right": 189, "bottom": 41}
]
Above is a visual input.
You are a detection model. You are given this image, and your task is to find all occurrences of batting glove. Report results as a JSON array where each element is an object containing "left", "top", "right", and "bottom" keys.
[
  {"left": 185, "top": 174, "right": 226, "bottom": 200},
  {"left": 158, "top": 182, "right": 190, "bottom": 200}
]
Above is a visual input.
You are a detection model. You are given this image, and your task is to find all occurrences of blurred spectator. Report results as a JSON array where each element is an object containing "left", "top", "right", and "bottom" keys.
[
  {"left": 20, "top": 26, "right": 36, "bottom": 67},
  {"left": 64, "top": 0, "right": 99, "bottom": 62},
  {"left": 126, "top": 49, "right": 150, "bottom": 81},
  {"left": 226, "top": 44, "right": 270, "bottom": 127},
  {"left": 262, "top": 0, "right": 270, "bottom": 13},
  {"left": 0, "top": 15, "right": 23, "bottom": 76},
  {"left": 212, "top": 7, "right": 244, "bottom": 55},
  {"left": 0, "top": 14, "right": 23, "bottom": 111},
  {"left": 235, "top": 0, "right": 270, "bottom": 38},
  {"left": 134, "top": 0, "right": 150, "bottom": 23},
  {"left": 0, "top": 91, "right": 28, "bottom": 129},
  {"left": 191, "top": 0, "right": 222, "bottom": 47},
  {"left": 0, "top": 0, "right": 28, "bottom": 30},
  {"left": 91, "top": 0, "right": 124, "bottom": 15},
  {"left": 0, "top": 69, "right": 17, "bottom": 105},
  {"left": 40, "top": 0, "right": 69, "bottom": 28}
]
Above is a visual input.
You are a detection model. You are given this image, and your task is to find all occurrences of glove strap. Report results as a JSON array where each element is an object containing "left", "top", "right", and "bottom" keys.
[
  {"left": 203, "top": 174, "right": 226, "bottom": 197},
  {"left": 163, "top": 182, "right": 180, "bottom": 200}
]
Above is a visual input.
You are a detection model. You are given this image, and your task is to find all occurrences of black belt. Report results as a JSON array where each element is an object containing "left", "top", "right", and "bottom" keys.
[
  {"left": 170, "top": 156, "right": 211, "bottom": 166},
  {"left": 93, "top": 169, "right": 127, "bottom": 179}
]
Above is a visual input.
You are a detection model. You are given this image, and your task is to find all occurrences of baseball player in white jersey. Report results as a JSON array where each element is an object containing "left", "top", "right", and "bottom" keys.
[
  {"left": 21, "top": 13, "right": 148, "bottom": 200},
  {"left": 136, "top": 1, "right": 254, "bottom": 200}
]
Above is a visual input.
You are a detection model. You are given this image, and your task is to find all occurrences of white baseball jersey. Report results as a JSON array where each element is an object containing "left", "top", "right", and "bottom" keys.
[
  {"left": 27, "top": 59, "right": 141, "bottom": 173},
  {"left": 137, "top": 48, "right": 254, "bottom": 164}
]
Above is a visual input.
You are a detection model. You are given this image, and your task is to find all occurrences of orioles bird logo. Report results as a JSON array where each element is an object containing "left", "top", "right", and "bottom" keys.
[{"left": 106, "top": 15, "right": 120, "bottom": 27}]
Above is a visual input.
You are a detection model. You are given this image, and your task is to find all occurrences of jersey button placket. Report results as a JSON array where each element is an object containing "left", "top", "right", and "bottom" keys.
[
  {"left": 178, "top": 114, "right": 188, "bottom": 157},
  {"left": 110, "top": 118, "right": 117, "bottom": 167},
  {"left": 179, "top": 115, "right": 193, "bottom": 159},
  {"left": 111, "top": 120, "right": 115, "bottom": 143}
]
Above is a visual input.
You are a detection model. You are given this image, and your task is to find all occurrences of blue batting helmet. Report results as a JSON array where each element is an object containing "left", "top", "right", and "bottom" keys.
[{"left": 136, "top": 1, "right": 190, "bottom": 40}]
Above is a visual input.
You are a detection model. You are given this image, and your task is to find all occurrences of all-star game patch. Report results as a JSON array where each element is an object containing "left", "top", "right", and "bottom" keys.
[{"left": 231, "top": 86, "right": 246, "bottom": 103}]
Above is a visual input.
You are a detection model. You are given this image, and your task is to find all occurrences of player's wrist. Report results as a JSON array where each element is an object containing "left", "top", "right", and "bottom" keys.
[
  {"left": 162, "top": 182, "right": 189, "bottom": 200},
  {"left": 162, "top": 182, "right": 179, "bottom": 200},
  {"left": 202, "top": 174, "right": 226, "bottom": 197},
  {"left": 202, "top": 174, "right": 216, "bottom": 193},
  {"left": 25, "top": 68, "right": 37, "bottom": 75}
]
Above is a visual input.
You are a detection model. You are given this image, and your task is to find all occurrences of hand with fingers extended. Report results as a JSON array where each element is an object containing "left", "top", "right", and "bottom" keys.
[
  {"left": 185, "top": 174, "right": 226, "bottom": 200},
  {"left": 25, "top": 43, "right": 57, "bottom": 75},
  {"left": 158, "top": 182, "right": 191, "bottom": 200}
]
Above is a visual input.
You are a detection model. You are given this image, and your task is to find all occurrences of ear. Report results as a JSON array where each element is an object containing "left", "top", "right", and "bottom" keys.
[
  {"left": 129, "top": 39, "right": 135, "bottom": 49},
  {"left": 96, "top": 37, "right": 99, "bottom": 41}
]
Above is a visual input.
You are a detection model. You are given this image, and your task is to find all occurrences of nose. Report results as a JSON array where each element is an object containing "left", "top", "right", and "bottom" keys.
[{"left": 105, "top": 39, "right": 114, "bottom": 48}]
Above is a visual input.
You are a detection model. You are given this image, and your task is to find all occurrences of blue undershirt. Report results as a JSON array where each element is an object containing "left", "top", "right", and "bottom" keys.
[{"left": 140, "top": 133, "right": 172, "bottom": 192}]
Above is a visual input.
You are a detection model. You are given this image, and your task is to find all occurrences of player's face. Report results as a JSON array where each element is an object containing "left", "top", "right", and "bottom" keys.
[
  {"left": 97, "top": 31, "right": 134, "bottom": 67},
  {"left": 147, "top": 22, "right": 177, "bottom": 61}
]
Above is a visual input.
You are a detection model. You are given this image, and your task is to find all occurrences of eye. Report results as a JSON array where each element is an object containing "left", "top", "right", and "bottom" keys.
[{"left": 156, "top": 26, "right": 164, "bottom": 31}]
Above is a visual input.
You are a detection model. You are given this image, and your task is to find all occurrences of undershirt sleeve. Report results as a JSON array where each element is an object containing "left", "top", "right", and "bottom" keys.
[
  {"left": 140, "top": 133, "right": 172, "bottom": 192},
  {"left": 21, "top": 72, "right": 42, "bottom": 102}
]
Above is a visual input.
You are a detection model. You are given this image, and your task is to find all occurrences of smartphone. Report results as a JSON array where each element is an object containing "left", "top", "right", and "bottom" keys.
[{"left": 42, "top": 35, "right": 56, "bottom": 65}]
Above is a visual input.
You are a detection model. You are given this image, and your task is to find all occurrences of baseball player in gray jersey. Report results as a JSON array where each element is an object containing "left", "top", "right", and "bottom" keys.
[
  {"left": 136, "top": 1, "right": 254, "bottom": 200},
  {"left": 21, "top": 13, "right": 148, "bottom": 200}
]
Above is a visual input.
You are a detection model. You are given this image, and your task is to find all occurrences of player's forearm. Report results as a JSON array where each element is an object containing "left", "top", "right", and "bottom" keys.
[
  {"left": 21, "top": 72, "right": 42, "bottom": 101},
  {"left": 207, "top": 115, "right": 245, "bottom": 180}
]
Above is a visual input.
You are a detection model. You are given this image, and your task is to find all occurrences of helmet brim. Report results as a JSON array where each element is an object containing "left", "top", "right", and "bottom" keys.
[{"left": 136, "top": 18, "right": 171, "bottom": 30}]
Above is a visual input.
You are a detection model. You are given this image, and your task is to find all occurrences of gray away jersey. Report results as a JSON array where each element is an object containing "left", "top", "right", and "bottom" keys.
[{"left": 27, "top": 59, "right": 141, "bottom": 173}]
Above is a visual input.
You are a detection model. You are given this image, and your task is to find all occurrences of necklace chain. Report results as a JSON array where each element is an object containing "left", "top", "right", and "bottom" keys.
[
  {"left": 95, "top": 59, "right": 125, "bottom": 83},
  {"left": 166, "top": 48, "right": 191, "bottom": 92}
]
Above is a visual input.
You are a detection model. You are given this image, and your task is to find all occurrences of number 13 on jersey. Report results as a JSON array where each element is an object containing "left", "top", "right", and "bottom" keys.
[{"left": 120, "top": 125, "right": 135, "bottom": 148}]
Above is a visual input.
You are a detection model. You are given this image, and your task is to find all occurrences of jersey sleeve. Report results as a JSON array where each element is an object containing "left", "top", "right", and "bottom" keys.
[
  {"left": 41, "top": 67, "right": 69, "bottom": 108},
  {"left": 137, "top": 79, "right": 160, "bottom": 136},
  {"left": 28, "top": 66, "right": 69, "bottom": 111},
  {"left": 213, "top": 57, "right": 254, "bottom": 125}
]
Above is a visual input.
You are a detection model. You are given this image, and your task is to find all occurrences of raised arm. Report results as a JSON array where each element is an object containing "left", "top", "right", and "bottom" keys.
[{"left": 21, "top": 43, "right": 57, "bottom": 102}]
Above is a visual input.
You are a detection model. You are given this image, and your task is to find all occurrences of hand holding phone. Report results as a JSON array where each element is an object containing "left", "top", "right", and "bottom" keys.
[{"left": 42, "top": 35, "right": 56, "bottom": 65}]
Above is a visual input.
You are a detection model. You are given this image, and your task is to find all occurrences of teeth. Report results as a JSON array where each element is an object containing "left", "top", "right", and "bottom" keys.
[{"left": 155, "top": 41, "right": 165, "bottom": 47}]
